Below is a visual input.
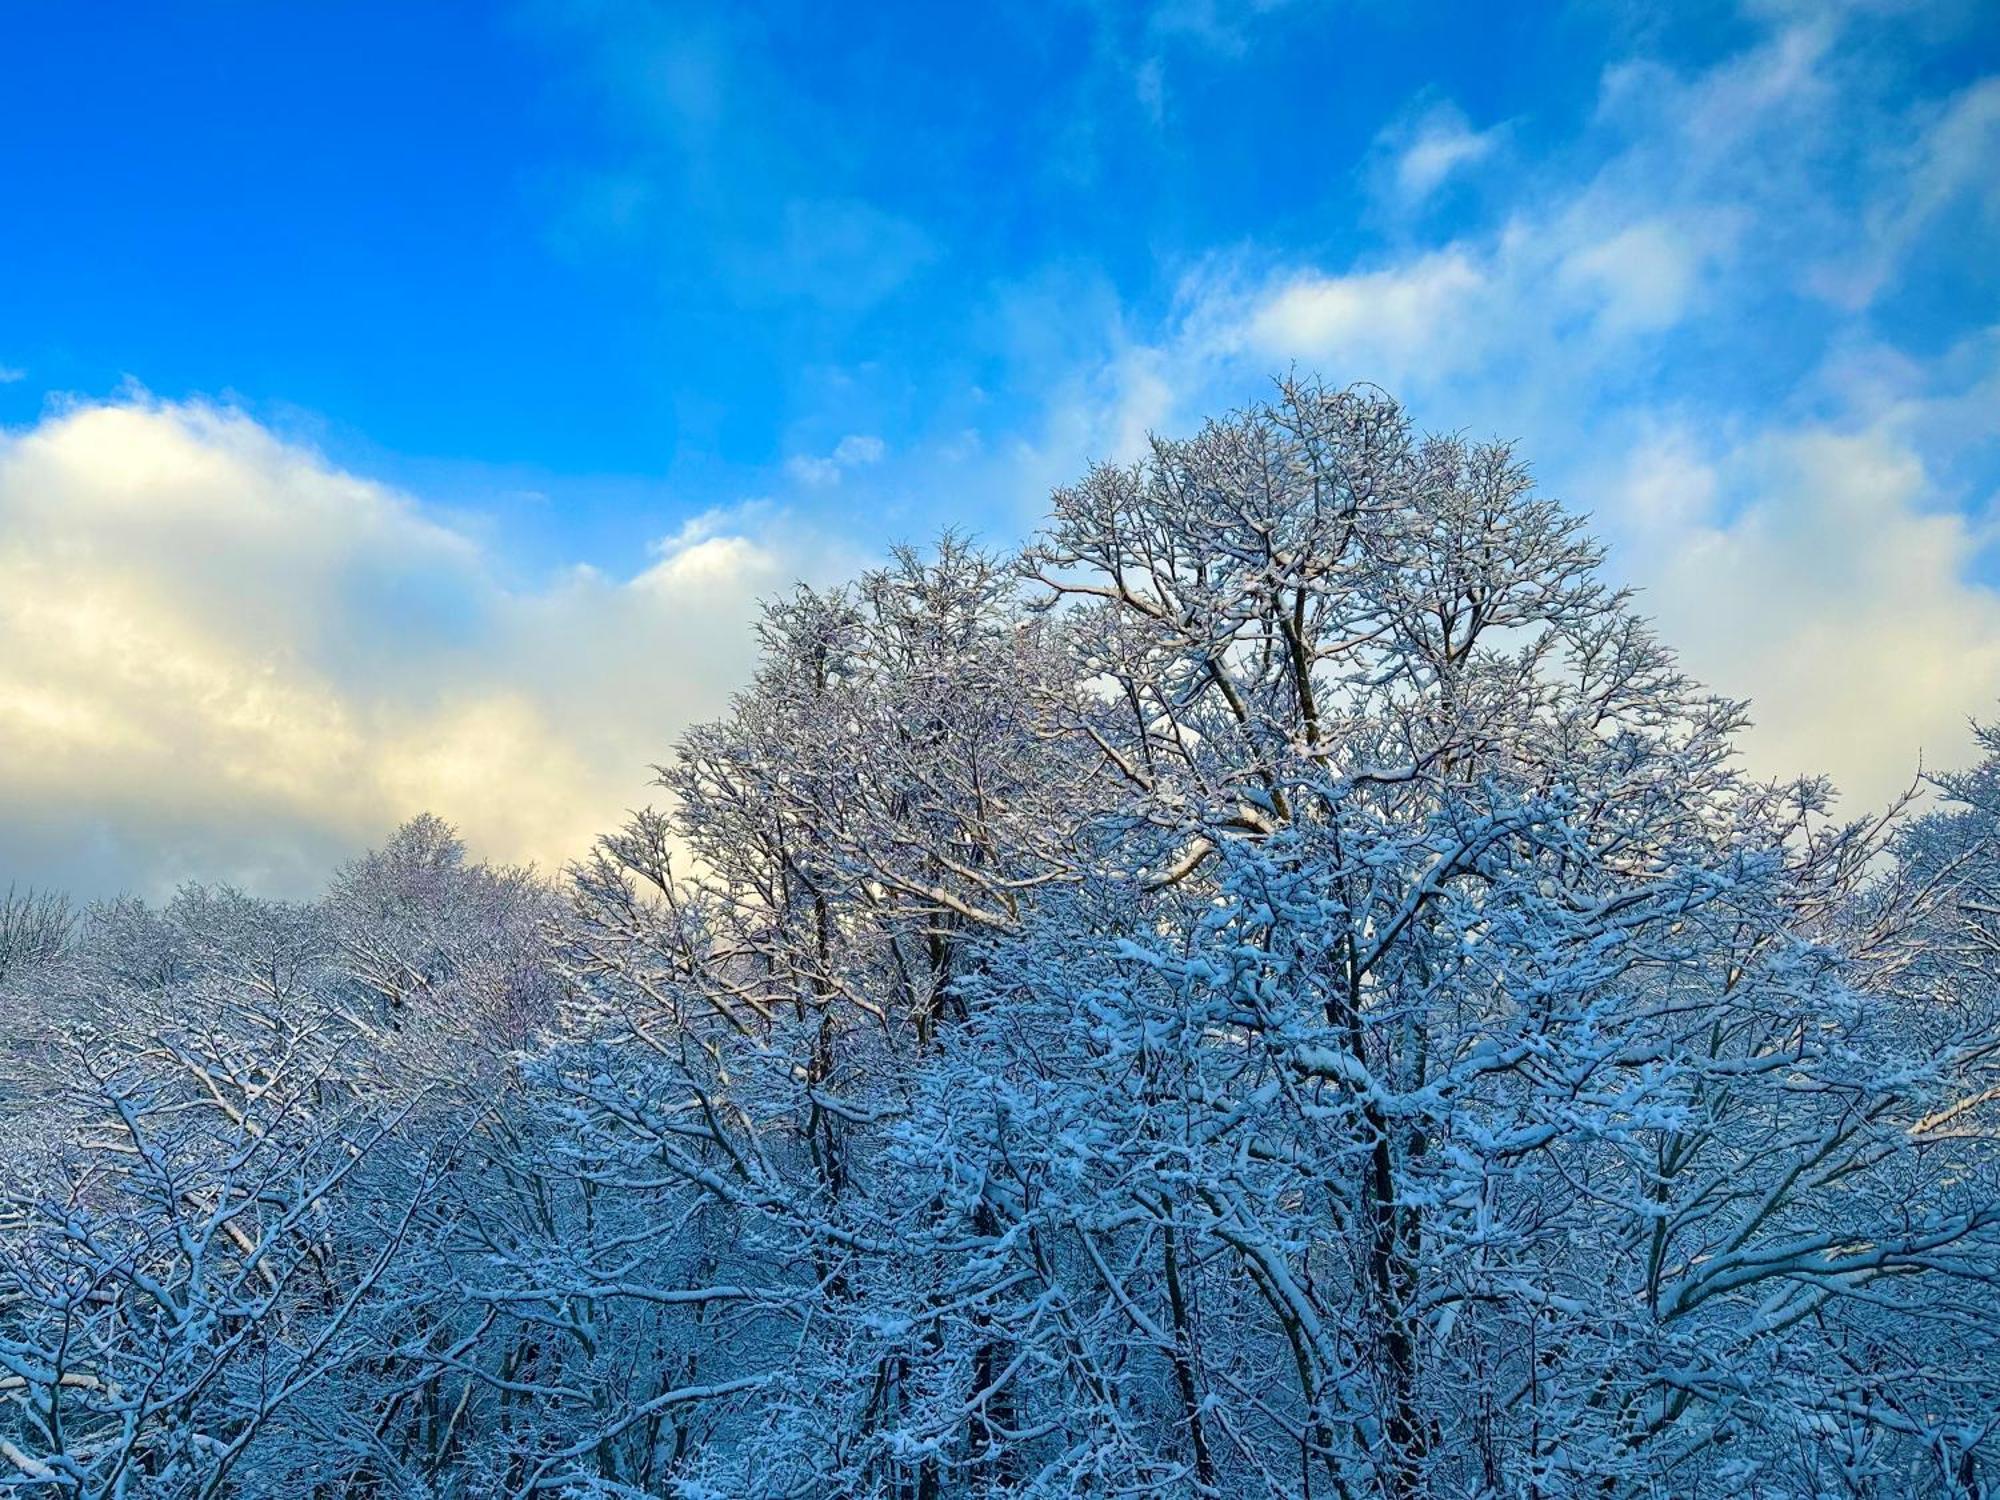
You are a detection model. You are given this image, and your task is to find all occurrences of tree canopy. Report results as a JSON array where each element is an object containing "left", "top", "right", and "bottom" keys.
[{"left": 3, "top": 381, "right": 1997, "bottom": 1498}]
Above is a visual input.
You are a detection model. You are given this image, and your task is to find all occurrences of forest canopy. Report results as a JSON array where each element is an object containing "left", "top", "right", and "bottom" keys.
[{"left": 3, "top": 380, "right": 1997, "bottom": 1498}]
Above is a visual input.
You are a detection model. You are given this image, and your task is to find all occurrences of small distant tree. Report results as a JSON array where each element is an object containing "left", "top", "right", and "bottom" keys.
[{"left": 0, "top": 887, "right": 72, "bottom": 986}]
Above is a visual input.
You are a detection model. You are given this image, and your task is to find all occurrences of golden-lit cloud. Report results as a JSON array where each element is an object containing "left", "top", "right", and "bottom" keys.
[{"left": 0, "top": 397, "right": 861, "bottom": 896}]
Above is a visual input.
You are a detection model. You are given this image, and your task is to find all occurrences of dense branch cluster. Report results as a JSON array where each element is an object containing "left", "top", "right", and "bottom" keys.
[{"left": 3, "top": 381, "right": 1997, "bottom": 1497}]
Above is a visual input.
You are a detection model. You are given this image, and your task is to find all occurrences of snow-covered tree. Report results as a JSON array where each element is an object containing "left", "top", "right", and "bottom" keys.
[
  {"left": 0, "top": 824, "right": 551, "bottom": 1496},
  {"left": 514, "top": 382, "right": 2000, "bottom": 1496},
  {"left": 4, "top": 382, "right": 1996, "bottom": 1498}
]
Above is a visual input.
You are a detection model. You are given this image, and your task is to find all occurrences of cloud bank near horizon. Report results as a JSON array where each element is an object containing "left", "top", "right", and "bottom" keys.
[{"left": 0, "top": 398, "right": 865, "bottom": 897}]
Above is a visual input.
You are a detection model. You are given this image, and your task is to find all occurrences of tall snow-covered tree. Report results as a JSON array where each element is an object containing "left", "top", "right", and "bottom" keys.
[{"left": 518, "top": 382, "right": 2000, "bottom": 1497}]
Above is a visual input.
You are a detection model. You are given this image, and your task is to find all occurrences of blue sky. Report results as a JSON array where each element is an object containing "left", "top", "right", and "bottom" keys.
[
  {"left": 5, "top": 4, "right": 1625, "bottom": 491},
  {"left": 1, "top": 0, "right": 1997, "bottom": 895}
]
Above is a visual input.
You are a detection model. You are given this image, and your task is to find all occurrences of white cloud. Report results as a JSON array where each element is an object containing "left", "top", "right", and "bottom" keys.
[
  {"left": 1177, "top": 20, "right": 1848, "bottom": 415},
  {"left": 786, "top": 432, "right": 886, "bottom": 487},
  {"left": 1556, "top": 220, "right": 1704, "bottom": 334},
  {"left": 835, "top": 433, "right": 885, "bottom": 466},
  {"left": 1234, "top": 249, "right": 1491, "bottom": 385},
  {"left": 1600, "top": 409, "right": 1999, "bottom": 809},
  {"left": 0, "top": 397, "right": 863, "bottom": 898},
  {"left": 0, "top": 365, "right": 23, "bottom": 384},
  {"left": 1382, "top": 103, "right": 1499, "bottom": 208}
]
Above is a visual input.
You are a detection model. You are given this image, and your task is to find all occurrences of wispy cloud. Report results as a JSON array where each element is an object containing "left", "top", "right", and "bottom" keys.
[
  {"left": 786, "top": 433, "right": 887, "bottom": 488},
  {"left": 1375, "top": 102, "right": 1501, "bottom": 210}
]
